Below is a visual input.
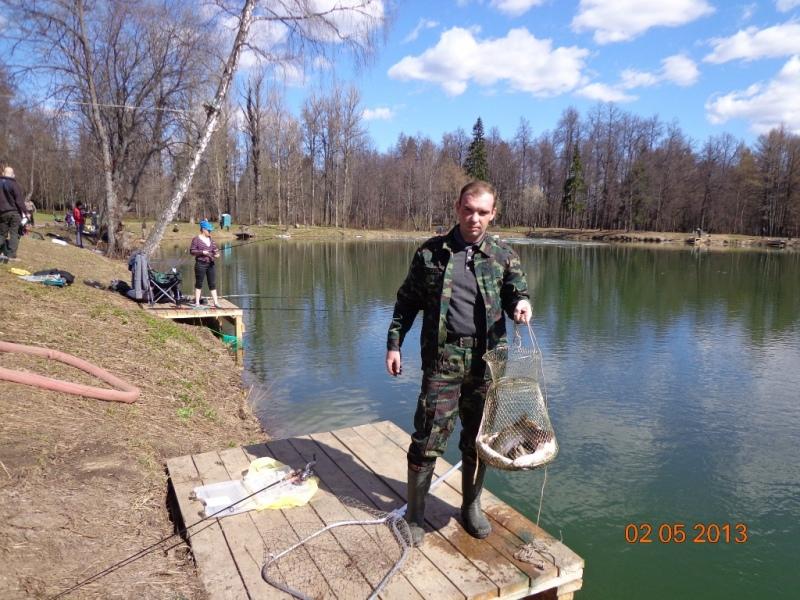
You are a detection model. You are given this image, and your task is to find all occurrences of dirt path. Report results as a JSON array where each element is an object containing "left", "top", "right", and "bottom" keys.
[{"left": 0, "top": 236, "right": 263, "bottom": 599}]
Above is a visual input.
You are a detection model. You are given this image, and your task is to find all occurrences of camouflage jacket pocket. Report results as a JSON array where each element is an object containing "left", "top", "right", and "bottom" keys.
[{"left": 421, "top": 266, "right": 444, "bottom": 293}]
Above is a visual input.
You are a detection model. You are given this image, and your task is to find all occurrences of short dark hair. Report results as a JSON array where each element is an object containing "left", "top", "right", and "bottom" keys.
[{"left": 459, "top": 180, "right": 499, "bottom": 214}]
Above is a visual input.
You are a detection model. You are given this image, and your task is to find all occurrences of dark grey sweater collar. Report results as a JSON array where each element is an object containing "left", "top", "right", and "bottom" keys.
[{"left": 452, "top": 225, "right": 484, "bottom": 252}]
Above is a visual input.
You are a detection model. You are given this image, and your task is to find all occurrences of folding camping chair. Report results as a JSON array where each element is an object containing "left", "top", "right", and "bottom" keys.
[{"left": 148, "top": 268, "right": 182, "bottom": 305}]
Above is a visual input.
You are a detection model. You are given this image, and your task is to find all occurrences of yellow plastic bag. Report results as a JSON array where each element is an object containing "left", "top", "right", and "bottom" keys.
[
  {"left": 193, "top": 456, "right": 318, "bottom": 517},
  {"left": 244, "top": 457, "right": 319, "bottom": 510}
]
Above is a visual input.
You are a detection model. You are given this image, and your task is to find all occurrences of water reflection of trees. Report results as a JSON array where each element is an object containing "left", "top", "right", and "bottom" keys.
[
  {"left": 517, "top": 245, "right": 800, "bottom": 344},
  {"left": 219, "top": 241, "right": 418, "bottom": 380}
]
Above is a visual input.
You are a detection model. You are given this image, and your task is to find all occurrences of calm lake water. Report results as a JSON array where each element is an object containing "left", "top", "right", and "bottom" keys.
[{"left": 164, "top": 238, "right": 800, "bottom": 599}]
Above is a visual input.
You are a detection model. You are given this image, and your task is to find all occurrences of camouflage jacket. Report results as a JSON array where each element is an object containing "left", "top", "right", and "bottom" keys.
[{"left": 387, "top": 226, "right": 530, "bottom": 369}]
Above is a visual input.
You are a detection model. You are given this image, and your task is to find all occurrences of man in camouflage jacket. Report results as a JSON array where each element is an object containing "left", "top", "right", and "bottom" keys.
[{"left": 386, "top": 180, "right": 531, "bottom": 546}]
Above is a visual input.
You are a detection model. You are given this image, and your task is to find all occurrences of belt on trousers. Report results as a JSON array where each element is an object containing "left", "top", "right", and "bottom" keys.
[{"left": 445, "top": 333, "right": 484, "bottom": 348}]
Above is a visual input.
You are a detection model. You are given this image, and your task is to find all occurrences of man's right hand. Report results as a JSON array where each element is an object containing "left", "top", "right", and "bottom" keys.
[{"left": 386, "top": 350, "right": 402, "bottom": 377}]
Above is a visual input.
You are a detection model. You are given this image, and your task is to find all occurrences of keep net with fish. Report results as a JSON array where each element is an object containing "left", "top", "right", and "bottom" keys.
[{"left": 477, "top": 323, "right": 558, "bottom": 470}]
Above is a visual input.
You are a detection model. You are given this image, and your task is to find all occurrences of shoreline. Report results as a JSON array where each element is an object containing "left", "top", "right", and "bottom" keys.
[
  {"left": 32, "top": 214, "right": 799, "bottom": 251},
  {"left": 154, "top": 220, "right": 799, "bottom": 251}
]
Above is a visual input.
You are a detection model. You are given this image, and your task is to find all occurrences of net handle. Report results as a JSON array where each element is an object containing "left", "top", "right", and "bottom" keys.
[
  {"left": 512, "top": 320, "right": 549, "bottom": 409},
  {"left": 513, "top": 319, "right": 541, "bottom": 355}
]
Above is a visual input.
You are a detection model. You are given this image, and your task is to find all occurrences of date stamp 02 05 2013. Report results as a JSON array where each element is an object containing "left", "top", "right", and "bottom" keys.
[{"left": 624, "top": 522, "right": 749, "bottom": 544}]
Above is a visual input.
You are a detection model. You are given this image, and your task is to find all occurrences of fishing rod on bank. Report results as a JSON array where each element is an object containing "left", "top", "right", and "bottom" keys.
[
  {"left": 215, "top": 294, "right": 309, "bottom": 299},
  {"left": 49, "top": 459, "right": 317, "bottom": 599},
  {"left": 147, "top": 233, "right": 267, "bottom": 269},
  {"left": 144, "top": 303, "right": 360, "bottom": 313}
]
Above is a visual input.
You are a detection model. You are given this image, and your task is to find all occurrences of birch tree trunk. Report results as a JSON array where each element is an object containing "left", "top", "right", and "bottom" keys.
[{"left": 142, "top": 0, "right": 256, "bottom": 257}]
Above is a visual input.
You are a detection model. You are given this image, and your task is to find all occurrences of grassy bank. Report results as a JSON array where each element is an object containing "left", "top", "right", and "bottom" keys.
[{"left": 0, "top": 236, "right": 263, "bottom": 598}]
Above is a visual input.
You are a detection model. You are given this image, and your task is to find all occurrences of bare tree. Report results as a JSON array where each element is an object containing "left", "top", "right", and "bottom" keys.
[
  {"left": 143, "top": 0, "right": 386, "bottom": 255},
  {"left": 3, "top": 0, "right": 212, "bottom": 254},
  {"left": 242, "top": 70, "right": 266, "bottom": 223}
]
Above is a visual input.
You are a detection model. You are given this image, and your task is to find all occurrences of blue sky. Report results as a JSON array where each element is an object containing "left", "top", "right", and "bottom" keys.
[
  {"left": 291, "top": 0, "right": 800, "bottom": 151},
  {"left": 4, "top": 1, "right": 799, "bottom": 153}
]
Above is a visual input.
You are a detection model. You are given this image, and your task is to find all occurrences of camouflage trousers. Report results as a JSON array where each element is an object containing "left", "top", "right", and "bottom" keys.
[{"left": 407, "top": 342, "right": 490, "bottom": 467}]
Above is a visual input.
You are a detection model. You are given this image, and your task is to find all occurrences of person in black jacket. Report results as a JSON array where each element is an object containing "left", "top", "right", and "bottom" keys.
[{"left": 0, "top": 166, "right": 27, "bottom": 261}]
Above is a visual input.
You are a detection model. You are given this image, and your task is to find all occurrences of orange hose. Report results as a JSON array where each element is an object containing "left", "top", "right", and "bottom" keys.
[{"left": 0, "top": 341, "right": 140, "bottom": 403}]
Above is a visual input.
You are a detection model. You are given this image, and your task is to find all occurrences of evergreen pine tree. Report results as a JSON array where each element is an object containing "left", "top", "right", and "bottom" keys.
[
  {"left": 464, "top": 117, "right": 489, "bottom": 181},
  {"left": 562, "top": 145, "right": 586, "bottom": 226}
]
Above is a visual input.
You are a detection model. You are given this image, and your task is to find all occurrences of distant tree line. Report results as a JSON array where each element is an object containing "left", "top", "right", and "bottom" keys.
[{"left": 2, "top": 50, "right": 799, "bottom": 239}]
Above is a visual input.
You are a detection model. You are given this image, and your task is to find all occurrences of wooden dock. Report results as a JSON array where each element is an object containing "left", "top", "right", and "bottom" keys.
[
  {"left": 166, "top": 420, "right": 584, "bottom": 599},
  {"left": 140, "top": 298, "right": 244, "bottom": 357}
]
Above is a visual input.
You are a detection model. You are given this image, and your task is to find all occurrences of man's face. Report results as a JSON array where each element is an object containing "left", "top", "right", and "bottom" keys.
[{"left": 456, "top": 191, "right": 496, "bottom": 243}]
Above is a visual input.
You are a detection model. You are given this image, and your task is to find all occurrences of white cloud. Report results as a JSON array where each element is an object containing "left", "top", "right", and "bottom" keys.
[
  {"left": 661, "top": 54, "right": 700, "bottom": 86},
  {"left": 490, "top": 0, "right": 545, "bottom": 17},
  {"left": 572, "top": 0, "right": 715, "bottom": 44},
  {"left": 403, "top": 18, "right": 438, "bottom": 43},
  {"left": 741, "top": 3, "right": 757, "bottom": 21},
  {"left": 578, "top": 82, "right": 637, "bottom": 102},
  {"left": 388, "top": 27, "right": 589, "bottom": 97},
  {"left": 239, "top": 19, "right": 290, "bottom": 69},
  {"left": 620, "top": 69, "right": 660, "bottom": 89},
  {"left": 776, "top": 0, "right": 800, "bottom": 12},
  {"left": 706, "top": 56, "right": 800, "bottom": 133},
  {"left": 704, "top": 22, "right": 800, "bottom": 63},
  {"left": 362, "top": 106, "right": 395, "bottom": 120},
  {"left": 306, "top": 0, "right": 385, "bottom": 44},
  {"left": 591, "top": 53, "right": 698, "bottom": 100}
]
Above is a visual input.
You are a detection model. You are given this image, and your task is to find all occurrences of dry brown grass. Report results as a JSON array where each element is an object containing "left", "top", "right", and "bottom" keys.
[{"left": 0, "top": 236, "right": 263, "bottom": 599}]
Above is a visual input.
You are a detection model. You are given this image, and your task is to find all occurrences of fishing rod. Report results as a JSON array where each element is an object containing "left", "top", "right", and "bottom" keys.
[
  {"left": 212, "top": 294, "right": 309, "bottom": 299},
  {"left": 144, "top": 304, "right": 357, "bottom": 313},
  {"left": 50, "top": 459, "right": 317, "bottom": 599},
  {"left": 219, "top": 235, "right": 271, "bottom": 251},
  {"left": 236, "top": 306, "right": 359, "bottom": 313}
]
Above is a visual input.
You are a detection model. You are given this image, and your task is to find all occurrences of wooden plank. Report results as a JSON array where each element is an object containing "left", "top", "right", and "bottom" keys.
[
  {"left": 166, "top": 421, "right": 584, "bottom": 600},
  {"left": 331, "top": 426, "right": 499, "bottom": 600},
  {"left": 350, "top": 423, "right": 533, "bottom": 599},
  {"left": 193, "top": 450, "right": 272, "bottom": 600},
  {"left": 239, "top": 443, "right": 336, "bottom": 599},
  {"left": 234, "top": 315, "right": 244, "bottom": 343},
  {"left": 372, "top": 421, "right": 582, "bottom": 578},
  {"left": 141, "top": 297, "right": 242, "bottom": 320},
  {"left": 213, "top": 447, "right": 294, "bottom": 600},
  {"left": 166, "top": 455, "right": 250, "bottom": 599},
  {"left": 279, "top": 435, "right": 423, "bottom": 600},
  {"left": 557, "top": 579, "right": 583, "bottom": 595},
  {"left": 308, "top": 430, "right": 465, "bottom": 600},
  {"left": 265, "top": 438, "right": 376, "bottom": 600}
]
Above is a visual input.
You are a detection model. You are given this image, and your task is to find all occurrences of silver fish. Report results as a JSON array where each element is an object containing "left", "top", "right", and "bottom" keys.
[{"left": 491, "top": 415, "right": 553, "bottom": 460}]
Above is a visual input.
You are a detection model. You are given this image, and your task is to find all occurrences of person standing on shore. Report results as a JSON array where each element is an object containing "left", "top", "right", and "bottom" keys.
[
  {"left": 24, "top": 198, "right": 36, "bottom": 227},
  {"left": 0, "top": 166, "right": 27, "bottom": 261},
  {"left": 72, "top": 201, "right": 85, "bottom": 248},
  {"left": 385, "top": 180, "right": 532, "bottom": 546},
  {"left": 190, "top": 220, "right": 221, "bottom": 308}
]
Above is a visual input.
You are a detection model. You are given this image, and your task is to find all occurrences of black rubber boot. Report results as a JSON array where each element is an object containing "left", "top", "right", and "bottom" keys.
[
  {"left": 406, "top": 462, "right": 435, "bottom": 547},
  {"left": 461, "top": 455, "right": 491, "bottom": 539}
]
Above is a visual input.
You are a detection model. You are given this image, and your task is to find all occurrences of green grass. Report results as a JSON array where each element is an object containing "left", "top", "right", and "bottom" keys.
[
  {"left": 176, "top": 391, "right": 218, "bottom": 423},
  {"left": 141, "top": 313, "right": 199, "bottom": 347},
  {"left": 88, "top": 304, "right": 130, "bottom": 324}
]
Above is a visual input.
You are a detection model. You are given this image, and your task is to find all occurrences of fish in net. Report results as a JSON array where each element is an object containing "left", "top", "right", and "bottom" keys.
[{"left": 477, "top": 323, "right": 558, "bottom": 470}]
